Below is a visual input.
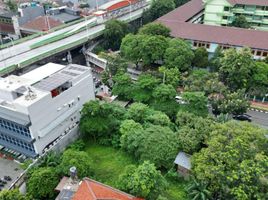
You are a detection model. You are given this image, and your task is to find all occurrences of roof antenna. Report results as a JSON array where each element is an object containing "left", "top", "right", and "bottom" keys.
[{"left": 25, "top": 87, "right": 37, "bottom": 100}]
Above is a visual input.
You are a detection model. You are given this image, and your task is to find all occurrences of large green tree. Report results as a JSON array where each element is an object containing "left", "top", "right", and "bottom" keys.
[
  {"left": 118, "top": 161, "right": 168, "bottom": 200},
  {"left": 58, "top": 149, "right": 93, "bottom": 178},
  {"left": 120, "top": 119, "right": 144, "bottom": 156},
  {"left": 249, "top": 61, "right": 268, "bottom": 96},
  {"left": 139, "top": 22, "right": 171, "bottom": 37},
  {"left": 192, "top": 47, "right": 209, "bottom": 68},
  {"left": 211, "top": 90, "right": 250, "bottom": 115},
  {"left": 231, "top": 15, "right": 251, "bottom": 29},
  {"left": 27, "top": 167, "right": 59, "bottom": 200},
  {"left": 132, "top": 74, "right": 160, "bottom": 103},
  {"left": 181, "top": 92, "right": 208, "bottom": 116},
  {"left": 112, "top": 72, "right": 133, "bottom": 101},
  {"left": 164, "top": 39, "right": 194, "bottom": 72},
  {"left": 140, "top": 35, "right": 168, "bottom": 66},
  {"left": 148, "top": 0, "right": 176, "bottom": 21},
  {"left": 103, "top": 19, "right": 129, "bottom": 50},
  {"left": 80, "top": 100, "right": 126, "bottom": 141},
  {"left": 137, "top": 124, "right": 179, "bottom": 169},
  {"left": 125, "top": 102, "right": 153, "bottom": 123},
  {"left": 219, "top": 48, "right": 255, "bottom": 91},
  {"left": 192, "top": 122, "right": 268, "bottom": 200},
  {"left": 159, "top": 66, "right": 181, "bottom": 87}
]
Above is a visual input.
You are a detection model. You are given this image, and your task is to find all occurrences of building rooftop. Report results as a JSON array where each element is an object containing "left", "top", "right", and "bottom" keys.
[
  {"left": 21, "top": 16, "right": 63, "bottom": 32},
  {"left": 49, "top": 12, "right": 81, "bottom": 23},
  {"left": 174, "top": 151, "right": 191, "bottom": 170},
  {"left": 73, "top": 178, "right": 144, "bottom": 200},
  {"left": 0, "top": 63, "right": 90, "bottom": 112},
  {"left": 99, "top": 0, "right": 136, "bottom": 11},
  {"left": 157, "top": 0, "right": 268, "bottom": 51}
]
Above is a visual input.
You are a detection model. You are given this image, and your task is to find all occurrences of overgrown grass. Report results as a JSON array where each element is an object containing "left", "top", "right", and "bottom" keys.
[{"left": 84, "top": 142, "right": 189, "bottom": 200}]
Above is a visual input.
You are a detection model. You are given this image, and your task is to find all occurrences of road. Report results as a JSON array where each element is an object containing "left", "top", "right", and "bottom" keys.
[
  {"left": 0, "top": 5, "right": 149, "bottom": 73},
  {"left": 247, "top": 110, "right": 268, "bottom": 129}
]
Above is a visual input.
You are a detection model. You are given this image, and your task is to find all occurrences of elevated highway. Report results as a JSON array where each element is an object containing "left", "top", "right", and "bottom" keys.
[{"left": 0, "top": 4, "right": 149, "bottom": 75}]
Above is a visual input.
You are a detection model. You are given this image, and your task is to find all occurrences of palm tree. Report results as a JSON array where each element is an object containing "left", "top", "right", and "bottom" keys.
[{"left": 187, "top": 179, "right": 211, "bottom": 200}]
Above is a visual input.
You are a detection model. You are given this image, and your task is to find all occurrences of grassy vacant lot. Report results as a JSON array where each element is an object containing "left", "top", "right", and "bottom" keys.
[{"left": 85, "top": 142, "right": 189, "bottom": 200}]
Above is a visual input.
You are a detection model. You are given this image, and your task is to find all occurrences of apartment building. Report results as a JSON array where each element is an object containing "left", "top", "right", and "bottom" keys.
[
  {"left": 0, "top": 63, "right": 95, "bottom": 158},
  {"left": 203, "top": 0, "right": 268, "bottom": 30}
]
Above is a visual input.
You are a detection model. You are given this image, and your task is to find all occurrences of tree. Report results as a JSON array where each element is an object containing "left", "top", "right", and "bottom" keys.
[
  {"left": 140, "top": 35, "right": 168, "bottom": 66},
  {"left": 231, "top": 15, "right": 250, "bottom": 29},
  {"left": 152, "top": 84, "right": 177, "bottom": 102},
  {"left": 118, "top": 161, "right": 168, "bottom": 200},
  {"left": 192, "top": 121, "right": 268, "bottom": 199},
  {"left": 219, "top": 48, "right": 255, "bottom": 91},
  {"left": 0, "top": 189, "right": 28, "bottom": 200},
  {"left": 6, "top": 0, "right": 17, "bottom": 12},
  {"left": 58, "top": 149, "right": 93, "bottom": 178},
  {"left": 103, "top": 19, "right": 129, "bottom": 50},
  {"left": 249, "top": 62, "right": 268, "bottom": 96},
  {"left": 148, "top": 0, "right": 176, "bottom": 21},
  {"left": 174, "top": 0, "right": 190, "bottom": 7},
  {"left": 159, "top": 66, "right": 181, "bottom": 87},
  {"left": 192, "top": 47, "right": 209, "bottom": 68},
  {"left": 137, "top": 124, "right": 179, "bottom": 169},
  {"left": 120, "top": 120, "right": 144, "bottom": 156},
  {"left": 120, "top": 34, "right": 143, "bottom": 66},
  {"left": 184, "top": 70, "right": 227, "bottom": 96},
  {"left": 177, "top": 127, "right": 202, "bottom": 154},
  {"left": 181, "top": 92, "right": 208, "bottom": 116},
  {"left": 187, "top": 180, "right": 211, "bottom": 200},
  {"left": 209, "top": 46, "right": 224, "bottom": 72},
  {"left": 145, "top": 111, "right": 171, "bottom": 127},
  {"left": 27, "top": 167, "right": 59, "bottom": 200},
  {"left": 125, "top": 102, "right": 152, "bottom": 123},
  {"left": 132, "top": 74, "right": 160, "bottom": 103},
  {"left": 99, "top": 52, "right": 128, "bottom": 76},
  {"left": 80, "top": 101, "right": 126, "bottom": 141},
  {"left": 211, "top": 90, "right": 250, "bottom": 115},
  {"left": 112, "top": 72, "right": 133, "bottom": 100},
  {"left": 139, "top": 22, "right": 171, "bottom": 37},
  {"left": 164, "top": 39, "right": 194, "bottom": 72}
]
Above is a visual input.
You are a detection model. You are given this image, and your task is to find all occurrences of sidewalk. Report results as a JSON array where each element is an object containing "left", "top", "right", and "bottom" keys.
[{"left": 250, "top": 101, "right": 268, "bottom": 113}]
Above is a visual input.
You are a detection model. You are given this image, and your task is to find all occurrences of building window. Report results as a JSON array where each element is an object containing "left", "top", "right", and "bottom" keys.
[
  {"left": 223, "top": 16, "right": 228, "bottom": 20},
  {"left": 262, "top": 52, "right": 268, "bottom": 57},
  {"left": 256, "top": 51, "right": 262, "bottom": 56},
  {"left": 224, "top": 7, "right": 229, "bottom": 11}
]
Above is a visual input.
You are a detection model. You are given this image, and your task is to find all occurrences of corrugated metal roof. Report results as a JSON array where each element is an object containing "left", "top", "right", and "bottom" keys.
[{"left": 174, "top": 151, "right": 191, "bottom": 170}]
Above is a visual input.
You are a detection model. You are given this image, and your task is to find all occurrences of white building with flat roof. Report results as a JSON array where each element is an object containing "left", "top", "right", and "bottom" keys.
[{"left": 0, "top": 63, "right": 95, "bottom": 157}]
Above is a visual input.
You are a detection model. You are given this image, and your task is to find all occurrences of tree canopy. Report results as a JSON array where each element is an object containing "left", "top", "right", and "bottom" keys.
[
  {"left": 231, "top": 15, "right": 251, "bottom": 29},
  {"left": 164, "top": 39, "right": 194, "bottom": 72},
  {"left": 118, "top": 161, "right": 168, "bottom": 200},
  {"left": 103, "top": 19, "right": 129, "bottom": 50},
  {"left": 192, "top": 121, "right": 268, "bottom": 200},
  {"left": 138, "top": 23, "right": 171, "bottom": 37},
  {"left": 27, "top": 167, "right": 59, "bottom": 200}
]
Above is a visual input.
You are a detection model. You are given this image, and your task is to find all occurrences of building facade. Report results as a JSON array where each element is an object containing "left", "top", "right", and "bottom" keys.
[
  {"left": 203, "top": 0, "right": 268, "bottom": 31},
  {"left": 0, "top": 63, "right": 95, "bottom": 158}
]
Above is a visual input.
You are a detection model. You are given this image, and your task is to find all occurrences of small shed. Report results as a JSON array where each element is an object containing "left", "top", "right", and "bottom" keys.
[{"left": 174, "top": 151, "right": 192, "bottom": 179}]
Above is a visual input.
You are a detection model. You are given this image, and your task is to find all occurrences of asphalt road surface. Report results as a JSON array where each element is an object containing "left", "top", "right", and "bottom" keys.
[{"left": 247, "top": 110, "right": 268, "bottom": 129}]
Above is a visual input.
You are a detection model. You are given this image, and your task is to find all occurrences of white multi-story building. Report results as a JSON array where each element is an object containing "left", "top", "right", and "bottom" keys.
[{"left": 0, "top": 63, "right": 95, "bottom": 158}]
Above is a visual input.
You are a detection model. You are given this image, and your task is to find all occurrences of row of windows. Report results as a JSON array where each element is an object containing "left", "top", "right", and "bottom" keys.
[
  {"left": 0, "top": 18, "right": 12, "bottom": 24},
  {"left": 0, "top": 133, "right": 35, "bottom": 152},
  {"left": 252, "top": 50, "right": 268, "bottom": 57},
  {"left": 0, "top": 118, "right": 31, "bottom": 138},
  {"left": 193, "top": 41, "right": 210, "bottom": 49}
]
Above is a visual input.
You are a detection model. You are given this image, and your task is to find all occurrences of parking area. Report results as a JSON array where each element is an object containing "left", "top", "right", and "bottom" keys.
[{"left": 0, "top": 157, "right": 24, "bottom": 190}]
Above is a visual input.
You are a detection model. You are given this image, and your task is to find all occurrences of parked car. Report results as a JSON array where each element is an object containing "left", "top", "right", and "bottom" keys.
[
  {"left": 4, "top": 176, "right": 11, "bottom": 181},
  {"left": 233, "top": 114, "right": 252, "bottom": 122}
]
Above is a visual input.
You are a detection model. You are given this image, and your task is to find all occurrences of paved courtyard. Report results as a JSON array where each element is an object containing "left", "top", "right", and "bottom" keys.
[{"left": 0, "top": 158, "right": 24, "bottom": 190}]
